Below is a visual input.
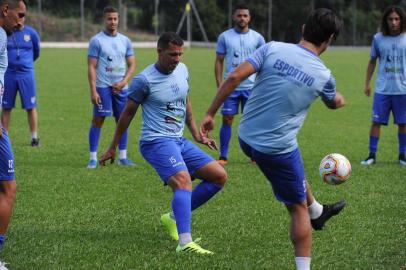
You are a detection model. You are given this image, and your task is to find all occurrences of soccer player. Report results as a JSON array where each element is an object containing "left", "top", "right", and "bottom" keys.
[
  {"left": 1, "top": 16, "right": 40, "bottom": 146},
  {"left": 0, "top": 1, "right": 27, "bottom": 269},
  {"left": 87, "top": 6, "right": 135, "bottom": 169},
  {"left": 99, "top": 32, "right": 227, "bottom": 255},
  {"left": 361, "top": 5, "right": 406, "bottom": 166},
  {"left": 201, "top": 9, "right": 346, "bottom": 270},
  {"left": 215, "top": 4, "right": 265, "bottom": 165}
]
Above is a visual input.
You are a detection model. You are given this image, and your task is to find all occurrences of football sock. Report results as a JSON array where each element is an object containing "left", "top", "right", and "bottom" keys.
[
  {"left": 220, "top": 124, "right": 232, "bottom": 159},
  {"left": 398, "top": 133, "right": 406, "bottom": 154},
  {"left": 172, "top": 189, "right": 192, "bottom": 235},
  {"left": 295, "top": 257, "right": 311, "bottom": 270},
  {"left": 369, "top": 135, "right": 379, "bottom": 154},
  {"left": 89, "top": 126, "right": 101, "bottom": 152},
  {"left": 191, "top": 181, "right": 223, "bottom": 211},
  {"left": 89, "top": 151, "right": 97, "bottom": 161},
  {"left": 118, "top": 129, "right": 128, "bottom": 151},
  {"left": 119, "top": 149, "right": 127, "bottom": 160},
  {"left": 0, "top": 235, "right": 6, "bottom": 249},
  {"left": 31, "top": 131, "right": 38, "bottom": 140},
  {"left": 308, "top": 200, "right": 323, "bottom": 219},
  {"left": 178, "top": 233, "right": 193, "bottom": 246}
]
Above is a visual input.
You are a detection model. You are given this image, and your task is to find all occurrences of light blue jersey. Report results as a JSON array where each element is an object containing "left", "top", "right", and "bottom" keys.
[
  {"left": 370, "top": 32, "right": 406, "bottom": 95},
  {"left": 216, "top": 28, "right": 265, "bottom": 91},
  {"left": 127, "top": 63, "right": 189, "bottom": 141},
  {"left": 88, "top": 31, "right": 133, "bottom": 89},
  {"left": 240, "top": 42, "right": 336, "bottom": 155},
  {"left": 0, "top": 27, "right": 8, "bottom": 107}
]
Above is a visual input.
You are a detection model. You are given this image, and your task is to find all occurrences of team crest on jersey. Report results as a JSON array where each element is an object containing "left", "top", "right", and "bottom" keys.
[
  {"left": 24, "top": 34, "right": 31, "bottom": 42},
  {"left": 171, "top": 83, "right": 180, "bottom": 95}
]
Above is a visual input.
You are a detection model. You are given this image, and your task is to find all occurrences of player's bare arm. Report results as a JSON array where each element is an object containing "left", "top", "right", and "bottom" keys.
[
  {"left": 99, "top": 99, "right": 139, "bottom": 165},
  {"left": 364, "top": 59, "right": 377, "bottom": 97},
  {"left": 112, "top": 55, "right": 136, "bottom": 93},
  {"left": 214, "top": 54, "right": 225, "bottom": 88},
  {"left": 87, "top": 57, "right": 101, "bottom": 105},
  {"left": 185, "top": 98, "right": 217, "bottom": 150}
]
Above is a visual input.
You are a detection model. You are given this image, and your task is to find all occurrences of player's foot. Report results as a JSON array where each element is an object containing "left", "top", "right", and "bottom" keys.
[
  {"left": 31, "top": 138, "right": 40, "bottom": 147},
  {"left": 176, "top": 241, "right": 214, "bottom": 255},
  {"left": 360, "top": 152, "right": 376, "bottom": 166},
  {"left": 118, "top": 158, "right": 135, "bottom": 166},
  {"left": 161, "top": 213, "right": 178, "bottom": 241},
  {"left": 311, "top": 199, "right": 346, "bottom": 230},
  {"left": 399, "top": 153, "right": 406, "bottom": 166},
  {"left": 217, "top": 157, "right": 228, "bottom": 166},
  {"left": 87, "top": 159, "right": 97, "bottom": 169},
  {"left": 0, "top": 261, "right": 9, "bottom": 270}
]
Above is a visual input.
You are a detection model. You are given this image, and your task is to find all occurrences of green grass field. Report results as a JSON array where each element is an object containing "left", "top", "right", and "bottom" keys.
[{"left": 3, "top": 48, "right": 405, "bottom": 270}]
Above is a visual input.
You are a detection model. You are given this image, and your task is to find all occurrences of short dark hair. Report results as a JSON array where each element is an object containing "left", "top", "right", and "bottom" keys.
[
  {"left": 157, "top": 32, "right": 184, "bottom": 50},
  {"left": 302, "top": 8, "right": 341, "bottom": 47},
  {"left": 233, "top": 3, "right": 249, "bottom": 13},
  {"left": 103, "top": 6, "right": 118, "bottom": 15},
  {"left": 380, "top": 5, "right": 406, "bottom": 36},
  {"left": 0, "top": 0, "right": 26, "bottom": 8}
]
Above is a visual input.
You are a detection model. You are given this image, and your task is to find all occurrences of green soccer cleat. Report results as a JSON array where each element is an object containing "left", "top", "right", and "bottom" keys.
[
  {"left": 160, "top": 213, "right": 178, "bottom": 241},
  {"left": 176, "top": 241, "right": 214, "bottom": 255}
]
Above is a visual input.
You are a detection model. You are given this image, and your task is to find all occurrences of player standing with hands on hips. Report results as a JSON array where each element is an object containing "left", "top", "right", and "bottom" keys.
[{"left": 201, "top": 9, "right": 346, "bottom": 270}]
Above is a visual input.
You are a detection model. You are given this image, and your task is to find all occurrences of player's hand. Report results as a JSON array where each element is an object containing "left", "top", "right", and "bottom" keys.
[
  {"left": 91, "top": 91, "right": 101, "bottom": 106},
  {"left": 364, "top": 85, "right": 371, "bottom": 97},
  {"left": 99, "top": 148, "right": 116, "bottom": 166},
  {"left": 112, "top": 81, "right": 126, "bottom": 94},
  {"left": 200, "top": 114, "right": 215, "bottom": 138},
  {"left": 199, "top": 136, "right": 218, "bottom": 151}
]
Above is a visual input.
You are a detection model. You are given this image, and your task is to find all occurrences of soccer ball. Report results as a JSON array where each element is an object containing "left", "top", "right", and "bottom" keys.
[{"left": 319, "top": 153, "right": 351, "bottom": 185}]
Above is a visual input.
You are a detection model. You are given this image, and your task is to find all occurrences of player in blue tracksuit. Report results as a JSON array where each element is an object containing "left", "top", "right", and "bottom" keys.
[
  {"left": 215, "top": 4, "right": 265, "bottom": 165},
  {"left": 99, "top": 32, "right": 227, "bottom": 255},
  {"left": 1, "top": 20, "right": 40, "bottom": 147},
  {"left": 86, "top": 6, "right": 135, "bottom": 169},
  {"left": 0, "top": 1, "right": 27, "bottom": 269},
  {"left": 361, "top": 5, "right": 406, "bottom": 166},
  {"left": 201, "top": 9, "right": 346, "bottom": 270}
]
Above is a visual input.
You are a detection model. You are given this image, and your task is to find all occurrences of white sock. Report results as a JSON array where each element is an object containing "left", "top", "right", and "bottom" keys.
[
  {"left": 119, "top": 149, "right": 127, "bottom": 160},
  {"left": 295, "top": 257, "right": 311, "bottom": 270},
  {"left": 179, "top": 233, "right": 192, "bottom": 246},
  {"left": 308, "top": 200, "right": 323, "bottom": 219},
  {"left": 31, "top": 132, "right": 38, "bottom": 139},
  {"left": 89, "top": 152, "right": 97, "bottom": 161}
]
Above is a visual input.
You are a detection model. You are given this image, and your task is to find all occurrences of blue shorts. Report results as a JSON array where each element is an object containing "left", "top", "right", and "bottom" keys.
[
  {"left": 221, "top": 90, "right": 251, "bottom": 115},
  {"left": 372, "top": 93, "right": 406, "bottom": 125},
  {"left": 239, "top": 137, "right": 306, "bottom": 204},
  {"left": 2, "top": 72, "right": 37, "bottom": 109},
  {"left": 93, "top": 87, "right": 127, "bottom": 118},
  {"left": 140, "top": 137, "right": 214, "bottom": 184},
  {"left": 0, "top": 128, "right": 15, "bottom": 180}
]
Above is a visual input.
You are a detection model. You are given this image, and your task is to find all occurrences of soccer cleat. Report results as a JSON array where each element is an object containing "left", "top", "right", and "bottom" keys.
[
  {"left": 360, "top": 153, "right": 376, "bottom": 166},
  {"left": 118, "top": 158, "right": 135, "bottom": 166},
  {"left": 31, "top": 138, "right": 40, "bottom": 147},
  {"left": 0, "top": 261, "right": 8, "bottom": 270},
  {"left": 160, "top": 213, "right": 178, "bottom": 241},
  {"left": 217, "top": 157, "right": 228, "bottom": 166},
  {"left": 176, "top": 241, "right": 214, "bottom": 255},
  {"left": 399, "top": 154, "right": 406, "bottom": 166},
  {"left": 87, "top": 159, "right": 97, "bottom": 169},
  {"left": 311, "top": 199, "right": 346, "bottom": 230}
]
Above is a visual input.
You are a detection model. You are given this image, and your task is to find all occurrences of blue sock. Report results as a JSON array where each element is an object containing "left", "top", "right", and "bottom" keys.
[
  {"left": 220, "top": 124, "right": 232, "bottom": 158},
  {"left": 398, "top": 133, "right": 406, "bottom": 154},
  {"left": 118, "top": 129, "right": 128, "bottom": 151},
  {"left": 0, "top": 234, "right": 6, "bottom": 250},
  {"left": 172, "top": 189, "right": 192, "bottom": 234},
  {"left": 369, "top": 135, "right": 379, "bottom": 154},
  {"left": 191, "top": 181, "right": 223, "bottom": 211},
  {"left": 88, "top": 126, "right": 101, "bottom": 152}
]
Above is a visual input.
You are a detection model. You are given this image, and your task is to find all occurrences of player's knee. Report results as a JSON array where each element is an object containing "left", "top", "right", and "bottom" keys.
[
  {"left": 213, "top": 166, "right": 228, "bottom": 186},
  {"left": 168, "top": 171, "right": 192, "bottom": 191},
  {"left": 222, "top": 115, "right": 234, "bottom": 125},
  {"left": 92, "top": 117, "right": 105, "bottom": 128},
  {"left": 0, "top": 181, "right": 16, "bottom": 202}
]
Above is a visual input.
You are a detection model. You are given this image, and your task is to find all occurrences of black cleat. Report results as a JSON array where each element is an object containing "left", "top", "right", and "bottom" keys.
[
  {"left": 31, "top": 138, "right": 40, "bottom": 147},
  {"left": 311, "top": 199, "right": 346, "bottom": 230},
  {"left": 400, "top": 153, "right": 406, "bottom": 166},
  {"left": 360, "top": 152, "right": 376, "bottom": 166}
]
